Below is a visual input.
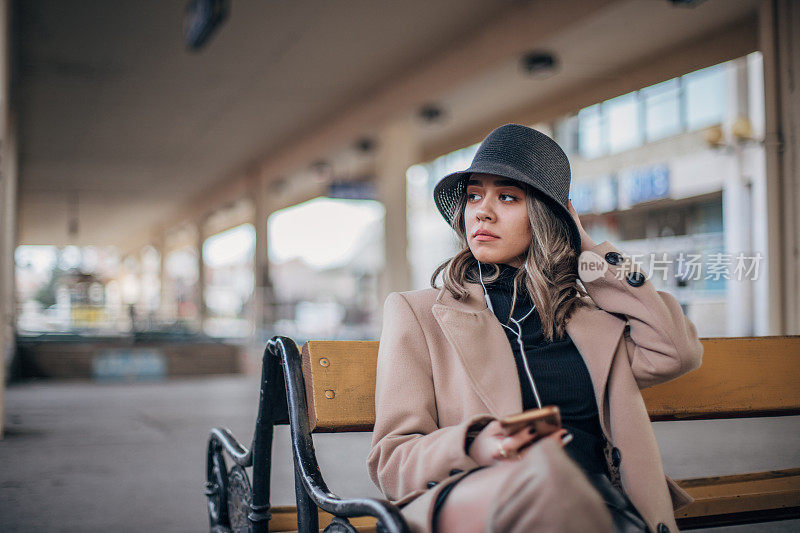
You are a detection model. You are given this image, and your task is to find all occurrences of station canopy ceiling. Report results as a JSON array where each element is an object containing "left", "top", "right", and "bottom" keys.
[{"left": 14, "top": 0, "right": 759, "bottom": 248}]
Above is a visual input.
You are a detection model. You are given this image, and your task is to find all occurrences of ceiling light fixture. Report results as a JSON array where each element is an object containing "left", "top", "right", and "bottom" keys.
[
  {"left": 355, "top": 137, "right": 375, "bottom": 153},
  {"left": 419, "top": 104, "right": 444, "bottom": 123},
  {"left": 520, "top": 51, "right": 558, "bottom": 79}
]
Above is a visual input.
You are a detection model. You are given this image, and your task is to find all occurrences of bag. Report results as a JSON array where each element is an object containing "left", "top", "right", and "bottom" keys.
[{"left": 584, "top": 471, "right": 652, "bottom": 533}]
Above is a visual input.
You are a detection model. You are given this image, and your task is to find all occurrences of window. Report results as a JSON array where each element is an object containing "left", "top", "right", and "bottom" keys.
[
  {"left": 554, "top": 115, "right": 578, "bottom": 155},
  {"left": 575, "top": 61, "right": 732, "bottom": 158},
  {"left": 642, "top": 78, "right": 682, "bottom": 142},
  {"left": 578, "top": 104, "right": 604, "bottom": 159},
  {"left": 684, "top": 63, "right": 727, "bottom": 131},
  {"left": 606, "top": 92, "right": 642, "bottom": 154}
]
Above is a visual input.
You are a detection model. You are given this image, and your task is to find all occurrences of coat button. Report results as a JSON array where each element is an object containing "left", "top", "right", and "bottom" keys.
[
  {"left": 657, "top": 523, "right": 670, "bottom": 533},
  {"left": 626, "top": 271, "right": 646, "bottom": 287},
  {"left": 611, "top": 447, "right": 622, "bottom": 468},
  {"left": 427, "top": 481, "right": 437, "bottom": 489},
  {"left": 605, "top": 251, "right": 624, "bottom": 265},
  {"left": 449, "top": 469, "right": 463, "bottom": 476}
]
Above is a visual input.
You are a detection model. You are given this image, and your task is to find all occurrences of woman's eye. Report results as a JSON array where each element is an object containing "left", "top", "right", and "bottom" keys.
[{"left": 466, "top": 192, "right": 518, "bottom": 202}]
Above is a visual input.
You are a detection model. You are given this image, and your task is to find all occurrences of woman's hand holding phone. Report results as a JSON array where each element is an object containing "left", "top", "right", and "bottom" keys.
[{"left": 467, "top": 419, "right": 572, "bottom": 467}]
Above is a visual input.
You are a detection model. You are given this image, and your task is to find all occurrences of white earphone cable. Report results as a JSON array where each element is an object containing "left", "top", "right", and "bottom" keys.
[{"left": 478, "top": 261, "right": 543, "bottom": 409}]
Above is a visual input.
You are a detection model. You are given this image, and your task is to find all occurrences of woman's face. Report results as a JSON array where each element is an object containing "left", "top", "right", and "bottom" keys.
[{"left": 464, "top": 173, "right": 531, "bottom": 268}]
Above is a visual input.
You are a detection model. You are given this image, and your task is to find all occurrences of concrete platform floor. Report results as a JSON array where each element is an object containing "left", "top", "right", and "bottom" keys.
[{"left": 1, "top": 375, "right": 798, "bottom": 532}]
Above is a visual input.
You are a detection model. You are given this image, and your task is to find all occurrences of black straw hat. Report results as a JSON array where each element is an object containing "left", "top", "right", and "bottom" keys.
[{"left": 433, "top": 123, "right": 581, "bottom": 254}]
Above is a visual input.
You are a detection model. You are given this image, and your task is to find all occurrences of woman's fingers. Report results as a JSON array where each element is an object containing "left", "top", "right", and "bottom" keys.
[
  {"left": 542, "top": 428, "right": 571, "bottom": 447},
  {"left": 518, "top": 428, "right": 571, "bottom": 450},
  {"left": 567, "top": 199, "right": 583, "bottom": 229},
  {"left": 492, "top": 431, "right": 528, "bottom": 461},
  {"left": 492, "top": 425, "right": 574, "bottom": 463},
  {"left": 494, "top": 426, "right": 547, "bottom": 458}
]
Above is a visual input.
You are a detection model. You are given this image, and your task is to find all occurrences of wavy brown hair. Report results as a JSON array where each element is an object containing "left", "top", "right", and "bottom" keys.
[{"left": 430, "top": 180, "right": 591, "bottom": 342}]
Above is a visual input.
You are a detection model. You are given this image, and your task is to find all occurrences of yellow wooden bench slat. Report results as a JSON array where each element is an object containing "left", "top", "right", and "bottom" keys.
[
  {"left": 267, "top": 505, "right": 378, "bottom": 532},
  {"left": 302, "top": 341, "right": 379, "bottom": 432},
  {"left": 278, "top": 526, "right": 378, "bottom": 533},
  {"left": 642, "top": 336, "right": 800, "bottom": 421},
  {"left": 277, "top": 529, "right": 377, "bottom": 533},
  {"left": 676, "top": 468, "right": 800, "bottom": 518},
  {"left": 266, "top": 466, "right": 800, "bottom": 531},
  {"left": 302, "top": 336, "right": 800, "bottom": 430},
  {"left": 278, "top": 528, "right": 377, "bottom": 533}
]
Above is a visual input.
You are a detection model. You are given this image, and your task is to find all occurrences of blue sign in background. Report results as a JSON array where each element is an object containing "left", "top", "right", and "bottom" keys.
[
  {"left": 92, "top": 348, "right": 167, "bottom": 381},
  {"left": 569, "top": 174, "right": 617, "bottom": 214},
  {"left": 327, "top": 181, "right": 376, "bottom": 200},
  {"left": 569, "top": 182, "right": 595, "bottom": 214},
  {"left": 621, "top": 164, "right": 670, "bottom": 205}
]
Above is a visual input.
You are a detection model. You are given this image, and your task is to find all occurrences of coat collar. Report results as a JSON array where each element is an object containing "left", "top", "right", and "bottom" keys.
[{"left": 432, "top": 281, "right": 626, "bottom": 435}]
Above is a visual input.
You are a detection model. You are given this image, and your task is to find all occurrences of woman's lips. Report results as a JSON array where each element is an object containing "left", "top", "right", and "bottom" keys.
[{"left": 474, "top": 234, "right": 500, "bottom": 241}]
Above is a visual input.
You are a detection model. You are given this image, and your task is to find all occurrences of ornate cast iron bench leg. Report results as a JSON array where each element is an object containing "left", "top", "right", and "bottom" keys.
[
  {"left": 206, "top": 335, "right": 408, "bottom": 532},
  {"left": 205, "top": 339, "right": 287, "bottom": 532}
]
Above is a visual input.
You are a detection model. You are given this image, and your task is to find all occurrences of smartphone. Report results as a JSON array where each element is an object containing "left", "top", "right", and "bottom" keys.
[{"left": 498, "top": 405, "right": 561, "bottom": 436}]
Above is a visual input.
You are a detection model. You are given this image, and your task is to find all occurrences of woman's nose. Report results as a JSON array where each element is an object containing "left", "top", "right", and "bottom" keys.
[
  {"left": 476, "top": 206, "right": 494, "bottom": 221},
  {"left": 476, "top": 199, "right": 494, "bottom": 220}
]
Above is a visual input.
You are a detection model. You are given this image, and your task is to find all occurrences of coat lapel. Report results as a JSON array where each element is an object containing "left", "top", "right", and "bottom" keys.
[
  {"left": 432, "top": 281, "right": 626, "bottom": 435},
  {"left": 431, "top": 281, "right": 522, "bottom": 418}
]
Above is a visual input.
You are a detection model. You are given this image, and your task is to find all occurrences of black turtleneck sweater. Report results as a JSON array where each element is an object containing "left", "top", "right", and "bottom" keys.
[{"left": 482, "top": 261, "right": 607, "bottom": 475}]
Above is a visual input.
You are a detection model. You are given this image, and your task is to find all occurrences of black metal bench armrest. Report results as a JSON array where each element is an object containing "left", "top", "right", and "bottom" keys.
[
  {"left": 269, "top": 335, "right": 411, "bottom": 533},
  {"left": 208, "top": 427, "right": 253, "bottom": 467}
]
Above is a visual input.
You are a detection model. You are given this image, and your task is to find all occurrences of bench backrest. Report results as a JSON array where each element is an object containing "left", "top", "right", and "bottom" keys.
[{"left": 300, "top": 336, "right": 800, "bottom": 432}]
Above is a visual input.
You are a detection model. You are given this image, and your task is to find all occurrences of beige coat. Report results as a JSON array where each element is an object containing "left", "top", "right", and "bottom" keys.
[{"left": 366, "top": 240, "right": 704, "bottom": 533}]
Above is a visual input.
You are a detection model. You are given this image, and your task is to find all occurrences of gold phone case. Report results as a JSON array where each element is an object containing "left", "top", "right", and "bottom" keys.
[{"left": 498, "top": 405, "right": 561, "bottom": 435}]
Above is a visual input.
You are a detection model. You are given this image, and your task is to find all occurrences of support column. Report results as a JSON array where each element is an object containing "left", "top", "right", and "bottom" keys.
[
  {"left": 375, "top": 117, "right": 419, "bottom": 308},
  {"left": 723, "top": 57, "right": 754, "bottom": 336},
  {"left": 152, "top": 230, "right": 171, "bottom": 324},
  {"left": 0, "top": 0, "right": 16, "bottom": 439},
  {"left": 253, "top": 178, "right": 275, "bottom": 342},
  {"left": 195, "top": 216, "right": 208, "bottom": 333},
  {"left": 760, "top": 0, "right": 800, "bottom": 334}
]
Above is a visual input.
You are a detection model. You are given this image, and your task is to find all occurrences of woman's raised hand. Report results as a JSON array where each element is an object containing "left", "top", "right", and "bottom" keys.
[
  {"left": 467, "top": 419, "right": 572, "bottom": 466},
  {"left": 566, "top": 198, "right": 596, "bottom": 251}
]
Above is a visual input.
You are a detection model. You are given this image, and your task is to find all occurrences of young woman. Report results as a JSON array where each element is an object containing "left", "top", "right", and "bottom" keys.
[{"left": 366, "top": 124, "right": 703, "bottom": 533}]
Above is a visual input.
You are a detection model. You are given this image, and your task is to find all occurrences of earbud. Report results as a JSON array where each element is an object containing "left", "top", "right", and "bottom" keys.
[{"left": 484, "top": 293, "right": 494, "bottom": 313}]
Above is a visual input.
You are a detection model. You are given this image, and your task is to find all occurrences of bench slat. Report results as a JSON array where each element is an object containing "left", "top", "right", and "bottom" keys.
[
  {"left": 267, "top": 505, "right": 378, "bottom": 532},
  {"left": 678, "top": 468, "right": 800, "bottom": 516},
  {"left": 642, "top": 336, "right": 800, "bottom": 421},
  {"left": 302, "top": 341, "right": 378, "bottom": 432},
  {"left": 302, "top": 336, "right": 800, "bottom": 430},
  {"left": 265, "top": 467, "right": 800, "bottom": 532},
  {"left": 676, "top": 468, "right": 800, "bottom": 528}
]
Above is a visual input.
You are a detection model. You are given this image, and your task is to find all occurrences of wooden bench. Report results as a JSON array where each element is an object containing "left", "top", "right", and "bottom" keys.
[{"left": 204, "top": 335, "right": 800, "bottom": 532}]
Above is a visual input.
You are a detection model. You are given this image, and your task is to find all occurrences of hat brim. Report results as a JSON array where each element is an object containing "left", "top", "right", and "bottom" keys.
[{"left": 432, "top": 168, "right": 583, "bottom": 255}]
